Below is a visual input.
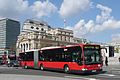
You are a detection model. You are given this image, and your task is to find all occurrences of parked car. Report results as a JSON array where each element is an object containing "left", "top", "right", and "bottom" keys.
[
  {"left": 0, "top": 60, "right": 2, "bottom": 65},
  {"left": 7, "top": 60, "right": 19, "bottom": 67},
  {"left": 0, "top": 60, "right": 6, "bottom": 65}
]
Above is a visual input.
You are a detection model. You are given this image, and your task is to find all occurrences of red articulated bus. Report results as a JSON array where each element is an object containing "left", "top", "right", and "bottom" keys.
[{"left": 19, "top": 44, "right": 103, "bottom": 73}]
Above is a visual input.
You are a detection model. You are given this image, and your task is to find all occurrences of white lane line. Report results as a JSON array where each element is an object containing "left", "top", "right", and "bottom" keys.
[
  {"left": 64, "top": 76, "right": 99, "bottom": 80},
  {"left": 0, "top": 67, "right": 9, "bottom": 69},
  {"left": 111, "top": 68, "right": 120, "bottom": 71},
  {"left": 98, "top": 74, "right": 116, "bottom": 77},
  {"left": 97, "top": 73, "right": 120, "bottom": 79}
]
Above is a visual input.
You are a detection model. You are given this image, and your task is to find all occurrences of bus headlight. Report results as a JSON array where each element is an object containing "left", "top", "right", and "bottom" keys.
[
  {"left": 98, "top": 64, "right": 101, "bottom": 67},
  {"left": 82, "top": 68, "right": 87, "bottom": 71}
]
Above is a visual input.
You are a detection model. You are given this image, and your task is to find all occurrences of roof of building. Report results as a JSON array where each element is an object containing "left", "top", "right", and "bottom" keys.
[
  {"left": 56, "top": 28, "right": 73, "bottom": 33},
  {"left": 24, "top": 19, "right": 51, "bottom": 28},
  {"left": 0, "top": 18, "right": 20, "bottom": 23}
]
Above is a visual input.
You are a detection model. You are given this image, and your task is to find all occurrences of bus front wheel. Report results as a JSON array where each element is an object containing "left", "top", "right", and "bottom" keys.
[
  {"left": 64, "top": 65, "right": 70, "bottom": 73},
  {"left": 40, "top": 64, "right": 44, "bottom": 70}
]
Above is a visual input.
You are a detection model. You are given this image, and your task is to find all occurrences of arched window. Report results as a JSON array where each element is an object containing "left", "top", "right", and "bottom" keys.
[
  {"left": 23, "top": 44, "right": 25, "bottom": 52},
  {"left": 29, "top": 44, "right": 31, "bottom": 50},
  {"left": 21, "top": 44, "right": 22, "bottom": 51},
  {"left": 26, "top": 43, "right": 28, "bottom": 50}
]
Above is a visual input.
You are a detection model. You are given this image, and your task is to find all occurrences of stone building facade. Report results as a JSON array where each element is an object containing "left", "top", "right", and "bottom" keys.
[{"left": 16, "top": 19, "right": 85, "bottom": 55}]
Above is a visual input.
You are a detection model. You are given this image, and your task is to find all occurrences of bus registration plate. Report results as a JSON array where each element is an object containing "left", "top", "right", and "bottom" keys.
[{"left": 92, "top": 70, "right": 96, "bottom": 72}]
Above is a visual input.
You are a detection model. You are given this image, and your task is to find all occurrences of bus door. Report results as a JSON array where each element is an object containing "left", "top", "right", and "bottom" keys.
[
  {"left": 42, "top": 48, "right": 64, "bottom": 69},
  {"left": 42, "top": 49, "right": 56, "bottom": 68},
  {"left": 34, "top": 51, "right": 39, "bottom": 69}
]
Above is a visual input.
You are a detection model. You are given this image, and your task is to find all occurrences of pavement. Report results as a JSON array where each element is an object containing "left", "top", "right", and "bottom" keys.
[{"left": 108, "top": 57, "right": 120, "bottom": 65}]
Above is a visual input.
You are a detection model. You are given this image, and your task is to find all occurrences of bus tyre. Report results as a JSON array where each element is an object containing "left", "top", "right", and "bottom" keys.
[
  {"left": 24, "top": 65, "right": 28, "bottom": 69},
  {"left": 64, "top": 65, "right": 70, "bottom": 73},
  {"left": 40, "top": 64, "right": 44, "bottom": 70}
]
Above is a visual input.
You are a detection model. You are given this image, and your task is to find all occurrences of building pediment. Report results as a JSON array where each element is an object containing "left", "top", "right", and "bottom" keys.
[{"left": 19, "top": 36, "right": 29, "bottom": 42}]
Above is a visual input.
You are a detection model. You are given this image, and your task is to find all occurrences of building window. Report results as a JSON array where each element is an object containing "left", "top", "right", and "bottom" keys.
[
  {"left": 42, "top": 36, "right": 43, "bottom": 39},
  {"left": 41, "top": 28, "right": 44, "bottom": 31},
  {"left": 61, "top": 36, "right": 62, "bottom": 41},
  {"left": 36, "top": 43, "right": 38, "bottom": 48},
  {"left": 36, "top": 27, "right": 39, "bottom": 30},
  {"left": 65, "top": 36, "right": 66, "bottom": 41},
  {"left": 29, "top": 44, "right": 31, "bottom": 50},
  {"left": 29, "top": 21, "right": 34, "bottom": 24},
  {"left": 21, "top": 44, "right": 22, "bottom": 51},
  {"left": 40, "top": 23, "right": 44, "bottom": 26},
  {"left": 68, "top": 37, "right": 70, "bottom": 42},
  {"left": 23, "top": 44, "right": 25, "bottom": 52},
  {"left": 48, "top": 25, "right": 51, "bottom": 28},
  {"left": 26, "top": 43, "right": 28, "bottom": 50},
  {"left": 31, "top": 26, "right": 34, "bottom": 29},
  {"left": 36, "top": 35, "right": 38, "bottom": 39}
]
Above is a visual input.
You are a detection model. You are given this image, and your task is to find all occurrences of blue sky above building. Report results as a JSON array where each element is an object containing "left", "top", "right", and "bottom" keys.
[{"left": 0, "top": 0, "right": 120, "bottom": 43}]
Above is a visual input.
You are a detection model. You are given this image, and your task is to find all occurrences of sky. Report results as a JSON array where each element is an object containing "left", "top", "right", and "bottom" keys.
[{"left": 0, "top": 0, "right": 120, "bottom": 43}]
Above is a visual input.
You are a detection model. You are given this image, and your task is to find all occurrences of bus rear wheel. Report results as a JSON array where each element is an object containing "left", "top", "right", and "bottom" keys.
[
  {"left": 64, "top": 65, "right": 70, "bottom": 73},
  {"left": 24, "top": 65, "right": 28, "bottom": 69},
  {"left": 40, "top": 64, "right": 44, "bottom": 70}
]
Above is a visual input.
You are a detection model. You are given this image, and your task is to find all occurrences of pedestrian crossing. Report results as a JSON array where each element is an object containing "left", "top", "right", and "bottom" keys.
[
  {"left": 64, "top": 76, "right": 99, "bottom": 80},
  {"left": 64, "top": 73, "right": 120, "bottom": 80}
]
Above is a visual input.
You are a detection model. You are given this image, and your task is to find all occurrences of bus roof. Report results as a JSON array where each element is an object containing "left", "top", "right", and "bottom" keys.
[
  {"left": 41, "top": 46, "right": 63, "bottom": 50},
  {"left": 41, "top": 44, "right": 100, "bottom": 50},
  {"left": 65, "top": 44, "right": 80, "bottom": 47},
  {"left": 25, "top": 49, "right": 40, "bottom": 52},
  {"left": 19, "top": 44, "right": 100, "bottom": 53},
  {"left": 80, "top": 43, "right": 100, "bottom": 46}
]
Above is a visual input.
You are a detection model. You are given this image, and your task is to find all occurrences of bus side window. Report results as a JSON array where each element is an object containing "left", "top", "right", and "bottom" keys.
[
  {"left": 39, "top": 54, "right": 44, "bottom": 61},
  {"left": 72, "top": 52, "right": 78, "bottom": 62},
  {"left": 65, "top": 54, "right": 72, "bottom": 62},
  {"left": 73, "top": 50, "right": 83, "bottom": 65},
  {"left": 39, "top": 51, "right": 45, "bottom": 61}
]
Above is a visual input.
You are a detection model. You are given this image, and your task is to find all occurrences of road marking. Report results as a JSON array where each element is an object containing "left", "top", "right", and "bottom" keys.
[
  {"left": 64, "top": 76, "right": 99, "bottom": 80},
  {"left": 98, "top": 74, "right": 116, "bottom": 77},
  {"left": 111, "top": 68, "right": 120, "bottom": 71},
  {"left": 0, "top": 66, "right": 13, "bottom": 68}
]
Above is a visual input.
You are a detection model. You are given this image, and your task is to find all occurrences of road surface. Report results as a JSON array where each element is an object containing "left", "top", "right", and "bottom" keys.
[{"left": 0, "top": 64, "right": 120, "bottom": 80}]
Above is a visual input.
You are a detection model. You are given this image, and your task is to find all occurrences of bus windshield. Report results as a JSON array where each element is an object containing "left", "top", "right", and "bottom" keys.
[{"left": 84, "top": 45, "right": 102, "bottom": 65}]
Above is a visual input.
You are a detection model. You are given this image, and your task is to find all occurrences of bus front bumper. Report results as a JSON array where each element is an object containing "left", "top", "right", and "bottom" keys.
[{"left": 71, "top": 69, "right": 103, "bottom": 74}]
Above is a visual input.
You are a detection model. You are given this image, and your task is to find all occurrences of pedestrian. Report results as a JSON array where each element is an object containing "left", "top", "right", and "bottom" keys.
[
  {"left": 105, "top": 57, "right": 108, "bottom": 66},
  {"left": 118, "top": 57, "right": 120, "bottom": 62}
]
